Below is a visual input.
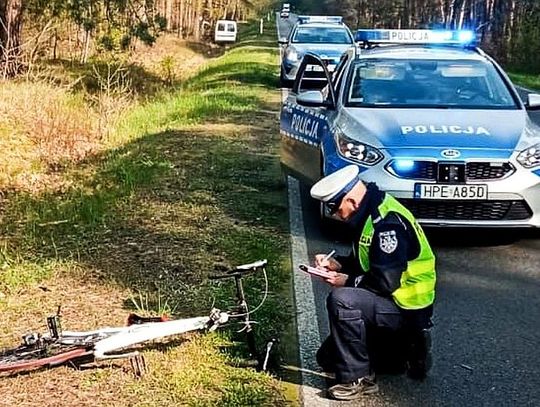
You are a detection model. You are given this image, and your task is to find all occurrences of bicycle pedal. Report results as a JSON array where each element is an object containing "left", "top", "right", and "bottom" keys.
[{"left": 129, "top": 354, "right": 147, "bottom": 378}]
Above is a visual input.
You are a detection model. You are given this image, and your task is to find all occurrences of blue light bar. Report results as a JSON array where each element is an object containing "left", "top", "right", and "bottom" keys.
[
  {"left": 355, "top": 29, "right": 476, "bottom": 45},
  {"left": 297, "top": 15, "right": 343, "bottom": 24}
]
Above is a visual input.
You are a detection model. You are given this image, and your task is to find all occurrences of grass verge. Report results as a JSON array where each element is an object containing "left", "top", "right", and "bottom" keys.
[
  {"left": 508, "top": 71, "right": 540, "bottom": 91},
  {"left": 0, "top": 20, "right": 298, "bottom": 406}
]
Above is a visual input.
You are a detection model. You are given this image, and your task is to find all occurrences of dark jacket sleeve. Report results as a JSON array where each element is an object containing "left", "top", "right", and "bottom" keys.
[
  {"left": 357, "top": 215, "right": 410, "bottom": 296},
  {"left": 334, "top": 251, "right": 361, "bottom": 276}
]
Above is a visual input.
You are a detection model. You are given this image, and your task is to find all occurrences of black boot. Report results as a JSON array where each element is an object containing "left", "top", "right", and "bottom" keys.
[
  {"left": 407, "top": 328, "right": 432, "bottom": 380},
  {"left": 316, "top": 336, "right": 337, "bottom": 374}
]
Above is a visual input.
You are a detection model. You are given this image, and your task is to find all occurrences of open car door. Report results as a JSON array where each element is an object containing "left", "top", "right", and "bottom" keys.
[{"left": 280, "top": 53, "right": 336, "bottom": 185}]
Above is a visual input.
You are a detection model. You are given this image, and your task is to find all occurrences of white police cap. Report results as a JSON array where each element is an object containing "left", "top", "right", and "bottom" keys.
[{"left": 310, "top": 165, "right": 360, "bottom": 204}]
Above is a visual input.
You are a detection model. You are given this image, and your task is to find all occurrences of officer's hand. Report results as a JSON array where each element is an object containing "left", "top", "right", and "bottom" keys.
[
  {"left": 314, "top": 254, "right": 341, "bottom": 271},
  {"left": 324, "top": 271, "right": 348, "bottom": 287}
]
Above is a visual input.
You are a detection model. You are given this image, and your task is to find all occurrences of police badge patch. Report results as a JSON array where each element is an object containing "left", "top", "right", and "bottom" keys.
[{"left": 379, "top": 230, "right": 398, "bottom": 254}]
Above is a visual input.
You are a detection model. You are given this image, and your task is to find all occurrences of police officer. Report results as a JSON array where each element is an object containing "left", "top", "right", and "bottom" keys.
[{"left": 310, "top": 165, "right": 436, "bottom": 401}]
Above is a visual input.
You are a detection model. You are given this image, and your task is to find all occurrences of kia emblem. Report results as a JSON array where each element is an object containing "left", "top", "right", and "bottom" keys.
[{"left": 441, "top": 149, "right": 461, "bottom": 159}]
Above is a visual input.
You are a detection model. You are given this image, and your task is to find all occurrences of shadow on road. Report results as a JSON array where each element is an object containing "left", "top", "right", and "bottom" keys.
[{"left": 426, "top": 227, "right": 540, "bottom": 247}]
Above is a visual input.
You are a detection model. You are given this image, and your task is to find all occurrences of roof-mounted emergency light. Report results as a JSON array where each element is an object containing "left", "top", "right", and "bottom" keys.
[
  {"left": 355, "top": 29, "right": 476, "bottom": 45},
  {"left": 297, "top": 15, "right": 343, "bottom": 24}
]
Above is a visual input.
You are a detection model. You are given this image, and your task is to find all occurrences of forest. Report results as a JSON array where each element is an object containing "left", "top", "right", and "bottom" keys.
[
  {"left": 0, "top": 0, "right": 272, "bottom": 78},
  {"left": 1, "top": 1, "right": 539, "bottom": 77},
  {"left": 296, "top": 0, "right": 540, "bottom": 73}
]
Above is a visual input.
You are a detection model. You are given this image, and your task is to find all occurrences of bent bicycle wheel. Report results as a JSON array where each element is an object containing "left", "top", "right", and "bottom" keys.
[{"left": 0, "top": 342, "right": 90, "bottom": 374}]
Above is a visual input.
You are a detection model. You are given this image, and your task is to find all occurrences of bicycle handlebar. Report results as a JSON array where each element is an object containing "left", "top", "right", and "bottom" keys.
[
  {"left": 235, "top": 259, "right": 267, "bottom": 271},
  {"left": 208, "top": 259, "right": 267, "bottom": 280}
]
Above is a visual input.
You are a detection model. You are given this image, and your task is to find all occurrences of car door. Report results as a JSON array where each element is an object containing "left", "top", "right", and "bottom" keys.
[{"left": 280, "top": 53, "right": 336, "bottom": 184}]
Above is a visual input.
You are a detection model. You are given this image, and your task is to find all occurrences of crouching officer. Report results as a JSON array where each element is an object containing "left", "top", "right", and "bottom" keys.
[{"left": 310, "top": 165, "right": 436, "bottom": 401}]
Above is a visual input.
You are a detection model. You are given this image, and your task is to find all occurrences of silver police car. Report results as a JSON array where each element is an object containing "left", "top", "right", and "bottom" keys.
[
  {"left": 279, "top": 16, "right": 354, "bottom": 87},
  {"left": 281, "top": 29, "right": 540, "bottom": 228}
]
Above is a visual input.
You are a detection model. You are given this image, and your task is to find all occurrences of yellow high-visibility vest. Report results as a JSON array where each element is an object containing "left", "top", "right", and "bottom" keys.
[{"left": 358, "top": 195, "right": 436, "bottom": 309}]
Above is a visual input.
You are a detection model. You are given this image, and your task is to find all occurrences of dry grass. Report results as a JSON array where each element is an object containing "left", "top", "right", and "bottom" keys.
[
  {"left": 0, "top": 35, "right": 214, "bottom": 195},
  {"left": 0, "top": 265, "right": 130, "bottom": 348},
  {"left": 0, "top": 23, "right": 296, "bottom": 406},
  {"left": 128, "top": 34, "right": 213, "bottom": 83},
  {"left": 0, "top": 81, "right": 99, "bottom": 192}
]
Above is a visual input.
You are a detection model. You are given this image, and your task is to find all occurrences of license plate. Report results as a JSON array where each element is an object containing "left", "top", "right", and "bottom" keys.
[
  {"left": 306, "top": 64, "right": 335, "bottom": 72},
  {"left": 414, "top": 184, "right": 488, "bottom": 200},
  {"left": 305, "top": 65, "right": 322, "bottom": 72}
]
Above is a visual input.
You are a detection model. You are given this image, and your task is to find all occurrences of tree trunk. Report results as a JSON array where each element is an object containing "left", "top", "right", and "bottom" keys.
[
  {"left": 166, "top": 0, "right": 173, "bottom": 30},
  {"left": 193, "top": 0, "right": 202, "bottom": 40},
  {"left": 0, "top": 0, "right": 23, "bottom": 78}
]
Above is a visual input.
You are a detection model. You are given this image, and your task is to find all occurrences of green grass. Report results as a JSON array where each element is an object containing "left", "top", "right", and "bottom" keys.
[
  {"left": 508, "top": 71, "right": 540, "bottom": 91},
  {"left": 0, "top": 18, "right": 297, "bottom": 406}
]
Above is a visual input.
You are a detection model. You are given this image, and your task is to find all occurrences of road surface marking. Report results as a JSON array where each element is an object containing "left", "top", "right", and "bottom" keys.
[{"left": 287, "top": 176, "right": 330, "bottom": 406}]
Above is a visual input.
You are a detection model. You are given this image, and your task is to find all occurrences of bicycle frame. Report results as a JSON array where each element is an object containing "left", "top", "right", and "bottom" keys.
[
  {"left": 0, "top": 259, "right": 272, "bottom": 374},
  {"left": 69, "top": 316, "right": 211, "bottom": 360}
]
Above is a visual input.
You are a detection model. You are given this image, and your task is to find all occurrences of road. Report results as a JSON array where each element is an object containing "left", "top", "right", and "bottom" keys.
[{"left": 277, "top": 15, "right": 540, "bottom": 407}]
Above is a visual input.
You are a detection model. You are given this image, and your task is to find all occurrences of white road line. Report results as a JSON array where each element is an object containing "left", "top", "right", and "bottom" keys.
[
  {"left": 287, "top": 176, "right": 330, "bottom": 406},
  {"left": 278, "top": 18, "right": 329, "bottom": 403}
]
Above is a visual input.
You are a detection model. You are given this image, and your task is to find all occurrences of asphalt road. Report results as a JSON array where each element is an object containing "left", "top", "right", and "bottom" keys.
[{"left": 278, "top": 15, "right": 540, "bottom": 407}]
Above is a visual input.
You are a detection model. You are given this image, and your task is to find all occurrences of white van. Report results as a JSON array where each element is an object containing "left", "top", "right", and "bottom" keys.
[{"left": 214, "top": 20, "right": 237, "bottom": 43}]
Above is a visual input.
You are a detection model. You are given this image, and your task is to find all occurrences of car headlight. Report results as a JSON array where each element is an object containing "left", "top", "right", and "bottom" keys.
[
  {"left": 336, "top": 130, "right": 383, "bottom": 165},
  {"left": 285, "top": 48, "right": 299, "bottom": 62},
  {"left": 517, "top": 143, "right": 540, "bottom": 168}
]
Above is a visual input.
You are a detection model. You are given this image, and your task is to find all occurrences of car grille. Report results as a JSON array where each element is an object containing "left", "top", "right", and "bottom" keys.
[
  {"left": 399, "top": 199, "right": 532, "bottom": 221},
  {"left": 410, "top": 162, "right": 437, "bottom": 180},
  {"left": 466, "top": 162, "right": 515, "bottom": 180},
  {"left": 389, "top": 161, "right": 515, "bottom": 181},
  {"left": 303, "top": 71, "right": 328, "bottom": 79}
]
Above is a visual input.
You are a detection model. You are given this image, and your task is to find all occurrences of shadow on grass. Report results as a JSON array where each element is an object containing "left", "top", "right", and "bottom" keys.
[
  {"left": 44, "top": 58, "right": 170, "bottom": 97},
  {"left": 186, "top": 61, "right": 279, "bottom": 90},
  {"left": 184, "top": 40, "right": 227, "bottom": 58},
  {"left": 228, "top": 39, "right": 279, "bottom": 50}
]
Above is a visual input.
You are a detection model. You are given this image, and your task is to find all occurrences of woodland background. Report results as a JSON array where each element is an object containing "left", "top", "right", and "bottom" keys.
[
  {"left": 1, "top": 1, "right": 539, "bottom": 78},
  {"left": 0, "top": 0, "right": 273, "bottom": 78},
  {"left": 297, "top": 0, "right": 540, "bottom": 73}
]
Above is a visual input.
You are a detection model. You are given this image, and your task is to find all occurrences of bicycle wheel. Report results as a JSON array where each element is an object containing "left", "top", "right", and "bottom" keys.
[{"left": 0, "top": 341, "right": 90, "bottom": 374}]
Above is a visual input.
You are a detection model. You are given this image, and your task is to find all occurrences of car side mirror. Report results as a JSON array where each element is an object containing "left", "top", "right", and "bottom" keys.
[
  {"left": 526, "top": 93, "right": 540, "bottom": 110},
  {"left": 278, "top": 37, "right": 288, "bottom": 45},
  {"left": 297, "top": 90, "right": 331, "bottom": 107}
]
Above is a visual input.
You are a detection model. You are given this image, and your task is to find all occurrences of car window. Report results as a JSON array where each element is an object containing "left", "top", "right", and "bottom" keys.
[
  {"left": 217, "top": 23, "right": 226, "bottom": 31},
  {"left": 346, "top": 58, "right": 519, "bottom": 109},
  {"left": 227, "top": 24, "right": 235, "bottom": 32},
  {"left": 292, "top": 27, "right": 352, "bottom": 44}
]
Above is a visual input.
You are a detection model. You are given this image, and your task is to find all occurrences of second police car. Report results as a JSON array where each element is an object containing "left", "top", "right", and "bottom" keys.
[
  {"left": 279, "top": 16, "right": 354, "bottom": 87},
  {"left": 281, "top": 29, "right": 540, "bottom": 228}
]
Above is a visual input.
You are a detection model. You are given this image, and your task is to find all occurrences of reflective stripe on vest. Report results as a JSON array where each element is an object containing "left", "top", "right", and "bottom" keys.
[{"left": 358, "top": 195, "right": 436, "bottom": 310}]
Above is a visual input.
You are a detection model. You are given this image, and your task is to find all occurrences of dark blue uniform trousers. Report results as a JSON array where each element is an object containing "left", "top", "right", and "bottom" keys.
[{"left": 319, "top": 287, "right": 404, "bottom": 383}]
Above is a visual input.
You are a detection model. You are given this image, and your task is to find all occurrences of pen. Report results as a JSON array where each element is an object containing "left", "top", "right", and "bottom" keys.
[{"left": 322, "top": 249, "right": 336, "bottom": 263}]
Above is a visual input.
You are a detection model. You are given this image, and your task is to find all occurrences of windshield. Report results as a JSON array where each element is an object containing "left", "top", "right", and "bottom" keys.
[
  {"left": 292, "top": 27, "right": 353, "bottom": 44},
  {"left": 346, "top": 58, "right": 519, "bottom": 109}
]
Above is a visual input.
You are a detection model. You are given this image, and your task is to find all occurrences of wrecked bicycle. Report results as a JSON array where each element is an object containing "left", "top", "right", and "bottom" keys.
[{"left": 0, "top": 259, "right": 277, "bottom": 375}]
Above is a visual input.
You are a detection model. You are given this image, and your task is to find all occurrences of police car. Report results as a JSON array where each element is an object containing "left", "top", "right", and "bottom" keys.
[
  {"left": 278, "top": 16, "right": 354, "bottom": 87},
  {"left": 280, "top": 29, "right": 540, "bottom": 228},
  {"left": 280, "top": 3, "right": 290, "bottom": 18}
]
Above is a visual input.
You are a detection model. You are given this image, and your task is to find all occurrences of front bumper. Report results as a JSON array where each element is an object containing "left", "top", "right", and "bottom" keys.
[
  {"left": 281, "top": 59, "right": 338, "bottom": 82},
  {"left": 322, "top": 148, "right": 540, "bottom": 228}
]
